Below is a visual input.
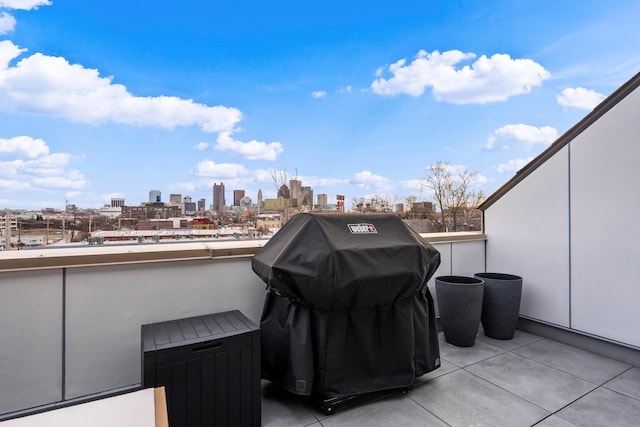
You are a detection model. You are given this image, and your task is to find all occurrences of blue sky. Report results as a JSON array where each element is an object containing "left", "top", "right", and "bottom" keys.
[{"left": 1, "top": 0, "right": 639, "bottom": 211}]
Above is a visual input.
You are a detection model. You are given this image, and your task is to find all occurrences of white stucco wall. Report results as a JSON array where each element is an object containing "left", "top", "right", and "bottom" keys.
[
  {"left": 569, "top": 87, "right": 640, "bottom": 346},
  {"left": 485, "top": 147, "right": 571, "bottom": 327},
  {"left": 0, "top": 270, "right": 63, "bottom": 414},
  {"left": 428, "top": 239, "right": 486, "bottom": 316},
  {"left": 484, "top": 81, "right": 640, "bottom": 348},
  {"left": 64, "top": 258, "right": 266, "bottom": 399}
]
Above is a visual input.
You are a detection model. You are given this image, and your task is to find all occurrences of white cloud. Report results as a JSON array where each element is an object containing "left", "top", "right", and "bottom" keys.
[
  {"left": 0, "top": 41, "right": 242, "bottom": 133},
  {"left": 0, "top": 159, "right": 23, "bottom": 176},
  {"left": 0, "top": 0, "right": 51, "bottom": 10},
  {"left": 32, "top": 169, "right": 88, "bottom": 189},
  {"left": 371, "top": 49, "right": 550, "bottom": 104},
  {"left": 0, "top": 0, "right": 51, "bottom": 35},
  {"left": 215, "top": 131, "right": 283, "bottom": 161},
  {"left": 338, "top": 85, "right": 353, "bottom": 94},
  {"left": 0, "top": 135, "right": 49, "bottom": 158},
  {"left": 431, "top": 162, "right": 487, "bottom": 181},
  {"left": 0, "top": 178, "right": 30, "bottom": 190},
  {"left": 0, "top": 39, "right": 24, "bottom": 68},
  {"left": 194, "top": 159, "right": 248, "bottom": 178},
  {"left": 0, "top": 134, "right": 88, "bottom": 192},
  {"left": 475, "top": 173, "right": 488, "bottom": 185},
  {"left": 485, "top": 124, "right": 557, "bottom": 150},
  {"left": 497, "top": 158, "right": 534, "bottom": 173},
  {"left": 253, "top": 168, "right": 275, "bottom": 183},
  {"left": 484, "top": 135, "right": 502, "bottom": 150},
  {"left": 0, "top": 12, "right": 16, "bottom": 34},
  {"left": 352, "top": 170, "right": 391, "bottom": 191},
  {"left": 294, "top": 175, "right": 350, "bottom": 189},
  {"left": 443, "top": 164, "right": 488, "bottom": 186},
  {"left": 311, "top": 91, "right": 327, "bottom": 99},
  {"left": 305, "top": 177, "right": 350, "bottom": 187},
  {"left": 194, "top": 142, "right": 209, "bottom": 151},
  {"left": 22, "top": 153, "right": 83, "bottom": 175},
  {"left": 401, "top": 179, "right": 423, "bottom": 191},
  {"left": 0, "top": 42, "right": 279, "bottom": 162},
  {"left": 557, "top": 87, "right": 605, "bottom": 110}
]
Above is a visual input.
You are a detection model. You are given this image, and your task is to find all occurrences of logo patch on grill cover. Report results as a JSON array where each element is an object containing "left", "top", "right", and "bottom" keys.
[{"left": 347, "top": 223, "right": 378, "bottom": 234}]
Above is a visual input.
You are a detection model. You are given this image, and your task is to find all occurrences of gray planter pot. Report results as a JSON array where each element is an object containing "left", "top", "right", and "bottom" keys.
[
  {"left": 435, "top": 276, "right": 484, "bottom": 347},
  {"left": 474, "top": 272, "right": 523, "bottom": 340}
]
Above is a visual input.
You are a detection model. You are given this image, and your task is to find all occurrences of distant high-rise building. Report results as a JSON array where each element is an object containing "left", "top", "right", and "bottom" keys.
[
  {"left": 197, "top": 198, "right": 205, "bottom": 212},
  {"left": 301, "top": 186, "right": 313, "bottom": 208},
  {"left": 411, "top": 201, "right": 434, "bottom": 215},
  {"left": 169, "top": 194, "right": 182, "bottom": 204},
  {"left": 183, "top": 196, "right": 192, "bottom": 203},
  {"left": 277, "top": 184, "right": 290, "bottom": 199},
  {"left": 184, "top": 201, "right": 197, "bottom": 214},
  {"left": 212, "top": 182, "right": 226, "bottom": 214},
  {"left": 149, "top": 190, "right": 161, "bottom": 203},
  {"left": 111, "top": 198, "right": 125, "bottom": 208},
  {"left": 233, "top": 190, "right": 245, "bottom": 206},
  {"left": 317, "top": 193, "right": 328, "bottom": 209},
  {"left": 289, "top": 179, "right": 302, "bottom": 206},
  {"left": 257, "top": 189, "right": 263, "bottom": 213},
  {"left": 336, "top": 195, "right": 345, "bottom": 213},
  {"left": 121, "top": 204, "right": 181, "bottom": 220}
]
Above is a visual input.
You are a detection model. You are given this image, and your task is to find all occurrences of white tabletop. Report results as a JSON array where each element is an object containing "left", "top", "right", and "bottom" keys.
[{"left": 1, "top": 388, "right": 164, "bottom": 427}]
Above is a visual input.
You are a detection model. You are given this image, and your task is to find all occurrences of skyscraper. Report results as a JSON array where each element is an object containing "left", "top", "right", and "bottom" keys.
[
  {"left": 301, "top": 186, "right": 313, "bottom": 207},
  {"left": 289, "top": 179, "right": 302, "bottom": 207},
  {"left": 277, "top": 184, "right": 290, "bottom": 199},
  {"left": 317, "top": 193, "right": 328, "bottom": 209},
  {"left": 149, "top": 190, "right": 161, "bottom": 203},
  {"left": 212, "top": 182, "right": 226, "bottom": 214},
  {"left": 233, "top": 190, "right": 245, "bottom": 206}
]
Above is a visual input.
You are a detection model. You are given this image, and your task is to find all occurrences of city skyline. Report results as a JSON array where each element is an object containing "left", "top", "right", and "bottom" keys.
[{"left": 1, "top": 1, "right": 639, "bottom": 210}]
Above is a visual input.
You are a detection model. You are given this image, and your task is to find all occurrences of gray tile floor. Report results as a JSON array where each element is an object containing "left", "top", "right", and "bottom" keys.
[{"left": 261, "top": 329, "right": 640, "bottom": 427}]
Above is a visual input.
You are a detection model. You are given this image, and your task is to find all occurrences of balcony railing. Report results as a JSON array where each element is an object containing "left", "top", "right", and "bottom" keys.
[{"left": 0, "top": 231, "right": 637, "bottom": 420}]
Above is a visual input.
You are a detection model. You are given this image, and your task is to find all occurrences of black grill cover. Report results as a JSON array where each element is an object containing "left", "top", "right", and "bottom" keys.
[{"left": 252, "top": 213, "right": 441, "bottom": 399}]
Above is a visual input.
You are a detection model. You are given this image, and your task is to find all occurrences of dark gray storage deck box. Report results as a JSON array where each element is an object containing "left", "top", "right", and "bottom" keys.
[{"left": 141, "top": 310, "right": 260, "bottom": 427}]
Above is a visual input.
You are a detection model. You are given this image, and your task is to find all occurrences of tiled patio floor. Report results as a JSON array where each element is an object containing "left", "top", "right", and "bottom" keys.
[{"left": 261, "top": 329, "right": 640, "bottom": 427}]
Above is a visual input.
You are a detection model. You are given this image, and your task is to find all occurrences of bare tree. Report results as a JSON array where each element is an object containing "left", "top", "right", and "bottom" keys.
[
  {"left": 271, "top": 168, "right": 288, "bottom": 195},
  {"left": 460, "top": 189, "right": 485, "bottom": 230},
  {"left": 270, "top": 167, "right": 304, "bottom": 222},
  {"left": 352, "top": 197, "right": 365, "bottom": 212},
  {"left": 351, "top": 195, "right": 393, "bottom": 213},
  {"left": 421, "top": 161, "right": 480, "bottom": 232},
  {"left": 369, "top": 194, "right": 392, "bottom": 212},
  {"left": 398, "top": 195, "right": 418, "bottom": 219}
]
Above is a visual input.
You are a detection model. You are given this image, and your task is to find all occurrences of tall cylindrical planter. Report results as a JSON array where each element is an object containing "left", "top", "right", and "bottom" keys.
[
  {"left": 474, "top": 272, "right": 523, "bottom": 340},
  {"left": 435, "top": 276, "right": 484, "bottom": 347}
]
